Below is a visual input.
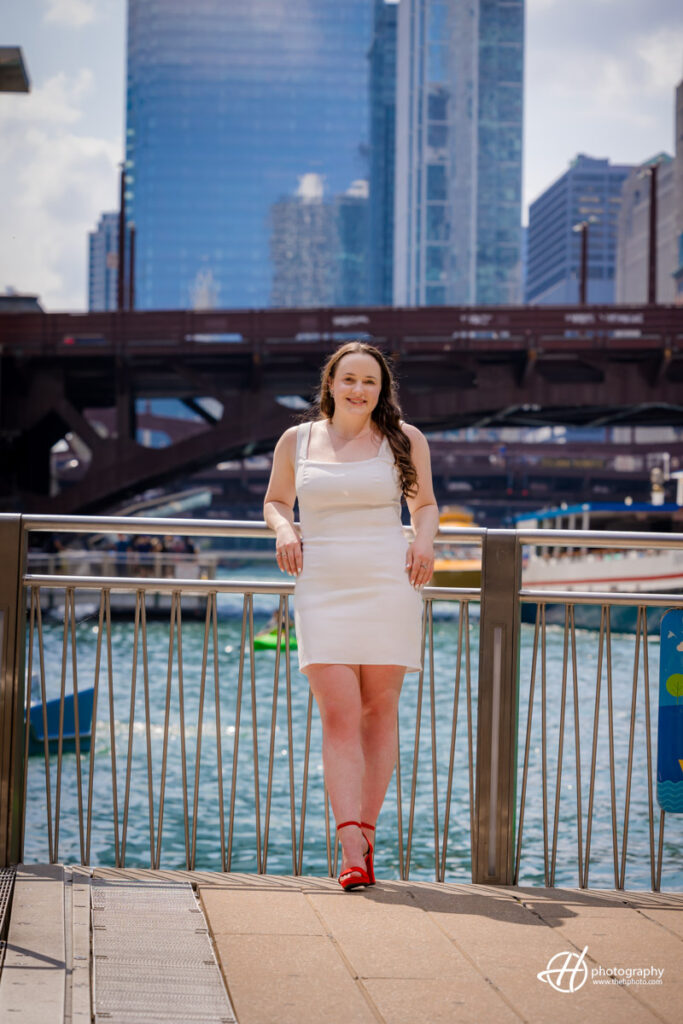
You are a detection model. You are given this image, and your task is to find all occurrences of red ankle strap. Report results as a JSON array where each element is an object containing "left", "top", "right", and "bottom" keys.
[
  {"left": 361, "top": 821, "right": 376, "bottom": 830},
  {"left": 336, "top": 820, "right": 361, "bottom": 831}
]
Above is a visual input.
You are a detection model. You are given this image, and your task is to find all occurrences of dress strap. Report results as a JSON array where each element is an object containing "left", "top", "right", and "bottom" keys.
[{"left": 295, "top": 421, "right": 314, "bottom": 464}]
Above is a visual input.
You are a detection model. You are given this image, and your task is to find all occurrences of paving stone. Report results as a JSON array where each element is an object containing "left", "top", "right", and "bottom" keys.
[
  {"left": 211, "top": 933, "right": 377, "bottom": 1024},
  {"left": 0, "top": 864, "right": 66, "bottom": 1024},
  {"left": 200, "top": 888, "right": 325, "bottom": 935}
]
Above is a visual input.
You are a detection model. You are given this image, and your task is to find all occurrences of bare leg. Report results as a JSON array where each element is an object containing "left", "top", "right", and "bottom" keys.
[
  {"left": 359, "top": 664, "right": 406, "bottom": 843},
  {"left": 306, "top": 663, "right": 367, "bottom": 878}
]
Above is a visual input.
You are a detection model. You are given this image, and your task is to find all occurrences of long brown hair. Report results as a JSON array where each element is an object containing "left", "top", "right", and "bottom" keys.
[{"left": 309, "top": 341, "right": 418, "bottom": 499}]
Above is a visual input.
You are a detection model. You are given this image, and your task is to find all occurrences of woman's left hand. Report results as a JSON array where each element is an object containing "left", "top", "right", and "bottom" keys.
[{"left": 405, "top": 538, "right": 435, "bottom": 588}]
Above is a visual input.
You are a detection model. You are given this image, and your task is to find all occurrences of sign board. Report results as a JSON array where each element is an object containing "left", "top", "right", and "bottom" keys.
[{"left": 658, "top": 609, "right": 683, "bottom": 812}]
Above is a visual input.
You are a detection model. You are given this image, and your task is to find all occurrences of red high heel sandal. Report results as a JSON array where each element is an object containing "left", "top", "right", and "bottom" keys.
[
  {"left": 336, "top": 821, "right": 370, "bottom": 891},
  {"left": 361, "top": 821, "right": 376, "bottom": 885}
]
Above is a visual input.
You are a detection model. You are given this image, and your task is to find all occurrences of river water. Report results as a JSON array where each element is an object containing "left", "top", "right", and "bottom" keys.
[{"left": 21, "top": 563, "right": 683, "bottom": 890}]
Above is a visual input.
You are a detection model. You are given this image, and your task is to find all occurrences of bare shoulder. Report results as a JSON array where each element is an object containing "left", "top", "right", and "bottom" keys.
[
  {"left": 272, "top": 424, "right": 301, "bottom": 462},
  {"left": 277, "top": 424, "right": 300, "bottom": 449},
  {"left": 400, "top": 421, "right": 429, "bottom": 450}
]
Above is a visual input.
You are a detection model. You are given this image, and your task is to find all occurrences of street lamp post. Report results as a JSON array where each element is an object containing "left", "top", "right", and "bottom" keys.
[
  {"left": 572, "top": 216, "right": 597, "bottom": 305},
  {"left": 647, "top": 162, "right": 658, "bottom": 305}
]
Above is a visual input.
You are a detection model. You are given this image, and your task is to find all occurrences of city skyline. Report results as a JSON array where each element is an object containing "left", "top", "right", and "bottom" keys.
[{"left": 1, "top": 0, "right": 682, "bottom": 309}]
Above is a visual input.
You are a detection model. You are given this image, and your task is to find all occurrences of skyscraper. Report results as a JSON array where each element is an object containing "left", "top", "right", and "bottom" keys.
[
  {"left": 526, "top": 155, "right": 633, "bottom": 305},
  {"left": 88, "top": 212, "right": 119, "bottom": 311},
  {"left": 616, "top": 154, "right": 677, "bottom": 304},
  {"left": 368, "top": 0, "right": 398, "bottom": 306},
  {"left": 125, "top": 0, "right": 372, "bottom": 310},
  {"left": 393, "top": 0, "right": 524, "bottom": 307}
]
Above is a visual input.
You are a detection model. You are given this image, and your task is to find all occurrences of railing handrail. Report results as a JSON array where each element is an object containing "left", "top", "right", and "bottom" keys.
[
  {"left": 16, "top": 511, "right": 683, "bottom": 550},
  {"left": 14, "top": 513, "right": 485, "bottom": 544},
  {"left": 517, "top": 526, "right": 683, "bottom": 549}
]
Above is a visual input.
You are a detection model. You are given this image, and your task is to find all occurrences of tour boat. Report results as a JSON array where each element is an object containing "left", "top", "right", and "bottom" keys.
[
  {"left": 514, "top": 500, "right": 683, "bottom": 630},
  {"left": 432, "top": 499, "right": 683, "bottom": 630},
  {"left": 431, "top": 506, "right": 482, "bottom": 588}
]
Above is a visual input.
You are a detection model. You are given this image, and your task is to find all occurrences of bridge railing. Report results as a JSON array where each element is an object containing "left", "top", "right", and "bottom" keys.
[{"left": 0, "top": 514, "right": 681, "bottom": 890}]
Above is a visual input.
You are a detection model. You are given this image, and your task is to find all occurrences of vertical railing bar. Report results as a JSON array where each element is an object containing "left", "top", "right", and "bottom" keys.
[
  {"left": 155, "top": 591, "right": 177, "bottom": 871},
  {"left": 513, "top": 601, "right": 541, "bottom": 885},
  {"left": 34, "top": 590, "right": 54, "bottom": 863},
  {"left": 262, "top": 596, "right": 285, "bottom": 874},
  {"left": 54, "top": 586, "right": 71, "bottom": 863},
  {"left": 247, "top": 595, "right": 262, "bottom": 874},
  {"left": 283, "top": 597, "right": 297, "bottom": 876},
  {"left": 227, "top": 595, "right": 249, "bottom": 871},
  {"left": 85, "top": 590, "right": 106, "bottom": 865},
  {"left": 212, "top": 592, "right": 227, "bottom": 876},
  {"left": 21, "top": 588, "right": 37, "bottom": 856},
  {"left": 440, "top": 598, "right": 465, "bottom": 883},
  {"left": 569, "top": 604, "right": 583, "bottom": 888},
  {"left": 104, "top": 591, "right": 120, "bottom": 867},
  {"left": 583, "top": 604, "right": 607, "bottom": 890},
  {"left": 427, "top": 602, "right": 440, "bottom": 881},
  {"left": 121, "top": 590, "right": 142, "bottom": 867},
  {"left": 540, "top": 603, "right": 549, "bottom": 886},
  {"left": 406, "top": 601, "right": 428, "bottom": 880},
  {"left": 464, "top": 602, "right": 475, "bottom": 879},
  {"left": 395, "top": 710, "right": 405, "bottom": 880},
  {"left": 191, "top": 592, "right": 212, "bottom": 870},
  {"left": 324, "top": 787, "right": 335, "bottom": 877},
  {"left": 656, "top": 810, "right": 665, "bottom": 892},
  {"left": 297, "top": 690, "right": 314, "bottom": 877},
  {"left": 68, "top": 588, "right": 85, "bottom": 865},
  {"left": 175, "top": 595, "right": 190, "bottom": 869},
  {"left": 549, "top": 603, "right": 570, "bottom": 887},
  {"left": 139, "top": 594, "right": 156, "bottom": 868},
  {"left": 641, "top": 612, "right": 656, "bottom": 892},
  {"left": 620, "top": 605, "right": 643, "bottom": 890},
  {"left": 605, "top": 609, "right": 619, "bottom": 888}
]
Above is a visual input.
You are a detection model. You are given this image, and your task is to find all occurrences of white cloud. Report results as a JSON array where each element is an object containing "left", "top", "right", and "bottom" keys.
[
  {"left": 44, "top": 0, "right": 97, "bottom": 28},
  {"left": 0, "top": 70, "right": 120, "bottom": 310},
  {"left": 637, "top": 27, "right": 683, "bottom": 91},
  {"left": 524, "top": 0, "right": 683, "bottom": 209}
]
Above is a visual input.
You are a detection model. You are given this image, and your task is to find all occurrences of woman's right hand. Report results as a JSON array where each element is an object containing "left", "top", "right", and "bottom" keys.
[{"left": 275, "top": 523, "right": 303, "bottom": 576}]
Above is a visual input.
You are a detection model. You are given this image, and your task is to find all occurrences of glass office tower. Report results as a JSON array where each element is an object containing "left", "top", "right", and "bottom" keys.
[
  {"left": 526, "top": 155, "right": 633, "bottom": 304},
  {"left": 88, "top": 212, "right": 119, "bottom": 311},
  {"left": 394, "top": 0, "right": 524, "bottom": 306},
  {"left": 126, "top": 0, "right": 372, "bottom": 309},
  {"left": 368, "top": 0, "right": 398, "bottom": 306}
]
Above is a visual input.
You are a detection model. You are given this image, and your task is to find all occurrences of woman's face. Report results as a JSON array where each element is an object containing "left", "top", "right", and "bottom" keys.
[{"left": 329, "top": 352, "right": 383, "bottom": 418}]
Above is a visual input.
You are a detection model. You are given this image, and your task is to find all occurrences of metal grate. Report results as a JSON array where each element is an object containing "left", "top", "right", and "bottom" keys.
[
  {"left": 91, "top": 880, "right": 236, "bottom": 1024},
  {"left": 0, "top": 868, "right": 15, "bottom": 937},
  {"left": 0, "top": 868, "right": 16, "bottom": 980}
]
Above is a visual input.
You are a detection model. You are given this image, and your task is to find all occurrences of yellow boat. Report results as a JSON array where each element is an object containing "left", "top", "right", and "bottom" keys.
[{"left": 430, "top": 506, "right": 482, "bottom": 588}]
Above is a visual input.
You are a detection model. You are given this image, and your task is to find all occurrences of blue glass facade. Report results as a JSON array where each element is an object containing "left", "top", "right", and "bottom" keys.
[
  {"left": 526, "top": 155, "right": 634, "bottom": 305},
  {"left": 368, "top": 0, "right": 397, "bottom": 306},
  {"left": 88, "top": 212, "right": 119, "bottom": 311},
  {"left": 394, "top": 0, "right": 524, "bottom": 306},
  {"left": 126, "top": 0, "right": 372, "bottom": 310}
]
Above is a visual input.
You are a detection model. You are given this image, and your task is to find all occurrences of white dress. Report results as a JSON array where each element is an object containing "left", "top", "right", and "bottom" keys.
[{"left": 294, "top": 420, "right": 423, "bottom": 673}]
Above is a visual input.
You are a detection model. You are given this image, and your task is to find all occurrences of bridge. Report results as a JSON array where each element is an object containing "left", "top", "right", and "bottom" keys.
[{"left": 1, "top": 303, "right": 682, "bottom": 513}]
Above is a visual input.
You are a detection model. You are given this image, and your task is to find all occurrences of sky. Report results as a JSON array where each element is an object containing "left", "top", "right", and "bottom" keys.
[{"left": 1, "top": 0, "right": 682, "bottom": 311}]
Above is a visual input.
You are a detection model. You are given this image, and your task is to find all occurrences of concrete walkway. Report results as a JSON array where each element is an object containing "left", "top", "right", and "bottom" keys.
[{"left": 1, "top": 864, "right": 682, "bottom": 1023}]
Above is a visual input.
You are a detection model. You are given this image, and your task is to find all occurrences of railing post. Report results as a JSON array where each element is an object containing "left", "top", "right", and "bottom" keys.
[
  {"left": 0, "top": 515, "right": 27, "bottom": 867},
  {"left": 473, "top": 530, "right": 521, "bottom": 884}
]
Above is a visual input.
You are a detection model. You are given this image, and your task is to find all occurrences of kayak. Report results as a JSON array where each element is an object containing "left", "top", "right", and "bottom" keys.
[{"left": 253, "top": 629, "right": 298, "bottom": 651}]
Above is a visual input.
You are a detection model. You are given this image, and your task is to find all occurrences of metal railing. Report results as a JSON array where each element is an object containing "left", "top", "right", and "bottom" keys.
[{"left": 1, "top": 513, "right": 682, "bottom": 890}]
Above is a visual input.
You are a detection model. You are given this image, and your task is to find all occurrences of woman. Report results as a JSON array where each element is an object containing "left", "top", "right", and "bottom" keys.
[{"left": 263, "top": 342, "right": 438, "bottom": 890}]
